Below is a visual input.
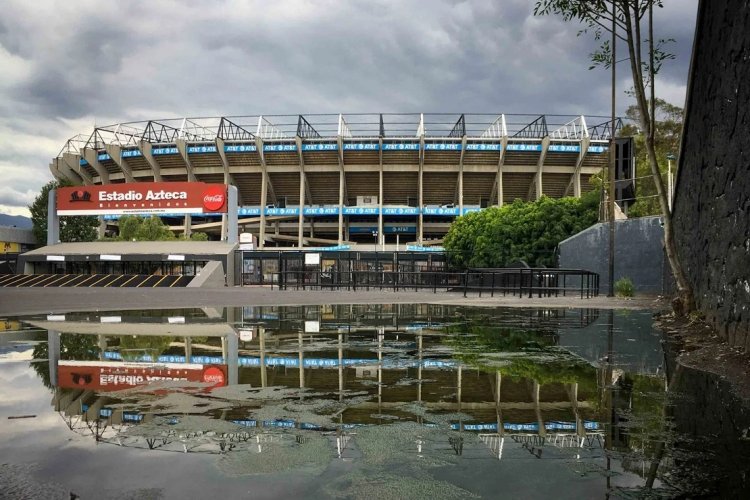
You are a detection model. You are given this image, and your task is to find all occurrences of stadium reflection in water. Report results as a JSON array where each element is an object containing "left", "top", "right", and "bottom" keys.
[{"left": 5, "top": 305, "right": 742, "bottom": 497}]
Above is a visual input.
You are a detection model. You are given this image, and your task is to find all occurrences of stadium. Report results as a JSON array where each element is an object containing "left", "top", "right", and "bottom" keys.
[{"left": 50, "top": 113, "right": 629, "bottom": 248}]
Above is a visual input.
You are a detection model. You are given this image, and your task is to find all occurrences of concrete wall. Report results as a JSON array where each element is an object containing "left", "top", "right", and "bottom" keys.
[
  {"left": 188, "top": 261, "right": 227, "bottom": 288},
  {"left": 558, "top": 216, "right": 664, "bottom": 294},
  {"left": 672, "top": 0, "right": 750, "bottom": 347}
]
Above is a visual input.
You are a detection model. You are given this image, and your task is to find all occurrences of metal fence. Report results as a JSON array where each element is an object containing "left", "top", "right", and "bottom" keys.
[{"left": 235, "top": 251, "right": 599, "bottom": 298}]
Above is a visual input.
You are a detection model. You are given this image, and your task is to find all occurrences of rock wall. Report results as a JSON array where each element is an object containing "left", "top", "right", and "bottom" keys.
[{"left": 672, "top": 0, "right": 750, "bottom": 347}]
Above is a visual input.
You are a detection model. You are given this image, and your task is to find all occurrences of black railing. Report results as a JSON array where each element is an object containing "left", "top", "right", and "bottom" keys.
[{"left": 271, "top": 267, "right": 599, "bottom": 298}]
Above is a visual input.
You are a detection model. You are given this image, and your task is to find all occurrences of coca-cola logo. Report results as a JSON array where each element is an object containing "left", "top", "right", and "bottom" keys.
[
  {"left": 202, "top": 186, "right": 226, "bottom": 211},
  {"left": 202, "top": 366, "right": 226, "bottom": 387}
]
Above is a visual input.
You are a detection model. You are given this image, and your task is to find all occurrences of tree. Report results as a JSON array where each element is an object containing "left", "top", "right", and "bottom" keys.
[
  {"left": 113, "top": 215, "right": 208, "bottom": 241},
  {"left": 116, "top": 215, "right": 177, "bottom": 241},
  {"left": 28, "top": 180, "right": 98, "bottom": 245},
  {"left": 443, "top": 192, "right": 599, "bottom": 269},
  {"left": 534, "top": 0, "right": 695, "bottom": 313},
  {"left": 621, "top": 99, "right": 682, "bottom": 217}
]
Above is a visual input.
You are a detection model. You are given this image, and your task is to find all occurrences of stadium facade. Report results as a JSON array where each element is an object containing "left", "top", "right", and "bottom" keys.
[{"left": 50, "top": 113, "right": 625, "bottom": 248}]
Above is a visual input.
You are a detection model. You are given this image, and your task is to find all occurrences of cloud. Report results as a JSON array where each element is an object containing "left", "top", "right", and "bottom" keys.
[{"left": 0, "top": 0, "right": 699, "bottom": 215}]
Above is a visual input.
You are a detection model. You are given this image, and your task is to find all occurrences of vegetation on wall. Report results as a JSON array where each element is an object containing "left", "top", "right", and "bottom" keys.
[
  {"left": 443, "top": 191, "right": 599, "bottom": 269},
  {"left": 110, "top": 215, "right": 208, "bottom": 241},
  {"left": 622, "top": 99, "right": 683, "bottom": 218}
]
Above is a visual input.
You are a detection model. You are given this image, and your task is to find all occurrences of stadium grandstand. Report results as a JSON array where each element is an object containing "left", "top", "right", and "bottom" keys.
[{"left": 50, "top": 113, "right": 626, "bottom": 248}]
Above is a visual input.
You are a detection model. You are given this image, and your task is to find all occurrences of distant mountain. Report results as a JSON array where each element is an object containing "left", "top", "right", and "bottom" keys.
[{"left": 0, "top": 214, "right": 32, "bottom": 229}]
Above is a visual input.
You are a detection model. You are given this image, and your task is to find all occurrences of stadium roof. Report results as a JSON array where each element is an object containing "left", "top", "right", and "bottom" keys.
[{"left": 57, "top": 113, "right": 624, "bottom": 157}]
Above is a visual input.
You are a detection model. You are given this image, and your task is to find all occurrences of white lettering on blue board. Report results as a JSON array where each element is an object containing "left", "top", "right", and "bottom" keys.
[
  {"left": 225, "top": 144, "right": 258, "bottom": 153},
  {"left": 382, "top": 143, "right": 419, "bottom": 151},
  {"left": 263, "top": 144, "right": 297, "bottom": 152},
  {"left": 343, "top": 143, "right": 379, "bottom": 151},
  {"left": 301, "top": 143, "right": 338, "bottom": 151},
  {"left": 424, "top": 143, "right": 461, "bottom": 151},
  {"left": 506, "top": 143, "right": 542, "bottom": 152},
  {"left": 187, "top": 145, "right": 217, "bottom": 154},
  {"left": 152, "top": 147, "right": 179, "bottom": 155},
  {"left": 465, "top": 143, "right": 502, "bottom": 151},
  {"left": 548, "top": 144, "right": 580, "bottom": 153}
]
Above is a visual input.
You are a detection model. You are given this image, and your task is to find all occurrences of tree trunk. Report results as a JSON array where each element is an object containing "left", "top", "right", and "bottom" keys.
[{"left": 622, "top": 2, "right": 695, "bottom": 314}]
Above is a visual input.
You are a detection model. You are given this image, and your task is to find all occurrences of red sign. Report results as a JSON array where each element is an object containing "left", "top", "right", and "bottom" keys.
[
  {"left": 58, "top": 360, "right": 227, "bottom": 391},
  {"left": 56, "top": 182, "right": 228, "bottom": 216}
]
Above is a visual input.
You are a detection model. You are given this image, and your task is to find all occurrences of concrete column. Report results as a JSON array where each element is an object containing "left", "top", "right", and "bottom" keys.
[
  {"left": 48, "top": 330, "right": 60, "bottom": 387},
  {"left": 418, "top": 167, "right": 424, "bottom": 244},
  {"left": 175, "top": 139, "right": 197, "bottom": 182},
  {"left": 259, "top": 327, "right": 267, "bottom": 388},
  {"left": 417, "top": 333, "right": 423, "bottom": 402},
  {"left": 227, "top": 185, "right": 238, "bottom": 244},
  {"left": 298, "top": 331, "right": 305, "bottom": 388},
  {"left": 458, "top": 169, "right": 464, "bottom": 214},
  {"left": 138, "top": 141, "right": 162, "bottom": 181},
  {"left": 298, "top": 171, "right": 305, "bottom": 248},
  {"left": 47, "top": 190, "right": 59, "bottom": 246},
  {"left": 184, "top": 214, "right": 192, "bottom": 239},
  {"left": 378, "top": 169, "right": 383, "bottom": 246},
  {"left": 338, "top": 169, "right": 345, "bottom": 245},
  {"left": 497, "top": 170, "right": 504, "bottom": 207},
  {"left": 260, "top": 170, "right": 268, "bottom": 248},
  {"left": 226, "top": 331, "right": 238, "bottom": 385},
  {"left": 533, "top": 381, "right": 546, "bottom": 437},
  {"left": 98, "top": 335, "right": 107, "bottom": 361},
  {"left": 184, "top": 336, "right": 192, "bottom": 361},
  {"left": 338, "top": 332, "right": 344, "bottom": 401}
]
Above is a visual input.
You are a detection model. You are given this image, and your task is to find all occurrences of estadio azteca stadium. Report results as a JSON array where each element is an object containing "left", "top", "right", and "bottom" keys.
[{"left": 51, "top": 113, "right": 624, "bottom": 248}]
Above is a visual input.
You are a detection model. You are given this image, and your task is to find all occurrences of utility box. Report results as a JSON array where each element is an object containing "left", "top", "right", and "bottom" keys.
[{"left": 356, "top": 196, "right": 378, "bottom": 207}]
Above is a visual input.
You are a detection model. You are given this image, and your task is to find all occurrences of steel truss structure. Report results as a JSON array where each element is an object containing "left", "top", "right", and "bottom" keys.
[{"left": 51, "top": 113, "right": 622, "bottom": 247}]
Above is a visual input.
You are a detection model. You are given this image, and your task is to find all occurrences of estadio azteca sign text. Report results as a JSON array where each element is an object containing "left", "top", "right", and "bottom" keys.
[
  {"left": 57, "top": 360, "right": 227, "bottom": 391},
  {"left": 57, "top": 182, "right": 228, "bottom": 216}
]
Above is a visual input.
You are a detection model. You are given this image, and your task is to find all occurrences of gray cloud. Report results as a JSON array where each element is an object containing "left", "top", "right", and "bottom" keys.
[{"left": 0, "top": 0, "right": 699, "bottom": 215}]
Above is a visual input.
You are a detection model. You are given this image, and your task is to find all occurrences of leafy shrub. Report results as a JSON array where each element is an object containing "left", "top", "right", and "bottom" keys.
[
  {"left": 443, "top": 191, "right": 599, "bottom": 269},
  {"left": 614, "top": 277, "right": 635, "bottom": 297}
]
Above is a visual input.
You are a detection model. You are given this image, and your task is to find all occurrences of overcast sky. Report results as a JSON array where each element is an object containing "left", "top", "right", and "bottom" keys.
[{"left": 0, "top": 0, "right": 698, "bottom": 217}]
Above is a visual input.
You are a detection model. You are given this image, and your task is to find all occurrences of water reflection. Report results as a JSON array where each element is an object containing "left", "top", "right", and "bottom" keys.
[{"left": 5, "top": 305, "right": 740, "bottom": 497}]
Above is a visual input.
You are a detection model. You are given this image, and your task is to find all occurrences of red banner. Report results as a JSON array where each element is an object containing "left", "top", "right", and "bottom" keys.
[
  {"left": 56, "top": 182, "right": 228, "bottom": 216},
  {"left": 58, "top": 360, "right": 227, "bottom": 391}
]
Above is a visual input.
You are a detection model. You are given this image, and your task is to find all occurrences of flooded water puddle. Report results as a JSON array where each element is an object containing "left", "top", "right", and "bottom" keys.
[{"left": 1, "top": 305, "right": 748, "bottom": 498}]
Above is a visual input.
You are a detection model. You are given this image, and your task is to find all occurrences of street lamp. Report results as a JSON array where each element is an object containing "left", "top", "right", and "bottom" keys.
[{"left": 666, "top": 153, "right": 676, "bottom": 212}]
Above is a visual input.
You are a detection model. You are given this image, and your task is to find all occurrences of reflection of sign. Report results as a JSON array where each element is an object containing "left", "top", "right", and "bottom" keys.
[
  {"left": 57, "top": 182, "right": 228, "bottom": 216},
  {"left": 58, "top": 360, "right": 227, "bottom": 391},
  {"left": 405, "top": 245, "right": 445, "bottom": 252}
]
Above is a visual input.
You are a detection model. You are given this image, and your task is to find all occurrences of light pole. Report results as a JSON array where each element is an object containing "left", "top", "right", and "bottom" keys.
[{"left": 666, "top": 153, "right": 676, "bottom": 212}]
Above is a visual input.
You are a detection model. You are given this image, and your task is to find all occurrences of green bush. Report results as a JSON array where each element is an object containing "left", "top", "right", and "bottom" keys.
[
  {"left": 614, "top": 277, "right": 635, "bottom": 297},
  {"left": 443, "top": 191, "right": 599, "bottom": 269}
]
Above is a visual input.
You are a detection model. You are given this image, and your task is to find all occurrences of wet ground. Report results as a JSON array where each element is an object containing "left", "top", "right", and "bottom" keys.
[{"left": 1, "top": 304, "right": 749, "bottom": 498}]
